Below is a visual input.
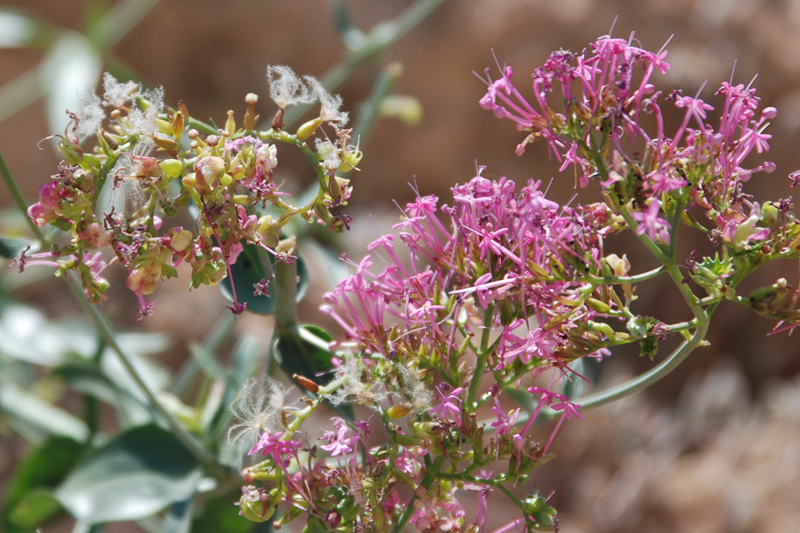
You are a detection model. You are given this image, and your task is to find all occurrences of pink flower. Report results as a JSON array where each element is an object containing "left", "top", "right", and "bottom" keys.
[
  {"left": 430, "top": 384, "right": 464, "bottom": 425},
  {"left": 319, "top": 418, "right": 359, "bottom": 457},
  {"left": 631, "top": 200, "right": 671, "bottom": 244}
]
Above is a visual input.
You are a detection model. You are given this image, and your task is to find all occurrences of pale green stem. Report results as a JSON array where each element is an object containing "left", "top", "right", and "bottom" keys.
[
  {"left": 62, "top": 274, "right": 228, "bottom": 477},
  {"left": 86, "top": 0, "right": 162, "bottom": 49},
  {"left": 467, "top": 303, "right": 494, "bottom": 410},
  {"left": 0, "top": 148, "right": 48, "bottom": 244},
  {"left": 392, "top": 454, "right": 446, "bottom": 533},
  {"left": 532, "top": 313, "right": 709, "bottom": 423},
  {"left": 582, "top": 266, "right": 666, "bottom": 285},
  {"left": 281, "top": 0, "right": 450, "bottom": 128},
  {"left": 1, "top": 146, "right": 226, "bottom": 477},
  {"left": 273, "top": 259, "right": 298, "bottom": 331}
]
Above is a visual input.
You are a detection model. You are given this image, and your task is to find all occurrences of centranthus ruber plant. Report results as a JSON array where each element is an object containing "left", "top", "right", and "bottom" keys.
[
  {"left": 9, "top": 22, "right": 800, "bottom": 533},
  {"left": 231, "top": 33, "right": 800, "bottom": 533}
]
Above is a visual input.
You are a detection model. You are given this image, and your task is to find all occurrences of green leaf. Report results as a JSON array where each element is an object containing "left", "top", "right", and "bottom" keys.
[
  {"left": 2, "top": 437, "right": 85, "bottom": 532},
  {"left": 192, "top": 491, "right": 254, "bottom": 533},
  {"left": 164, "top": 497, "right": 194, "bottom": 533},
  {"left": 55, "top": 424, "right": 202, "bottom": 523},
  {"left": 272, "top": 324, "right": 353, "bottom": 420},
  {"left": 0, "top": 235, "right": 34, "bottom": 259},
  {"left": 303, "top": 515, "right": 329, "bottom": 533},
  {"left": 52, "top": 362, "right": 153, "bottom": 427},
  {"left": 0, "top": 303, "right": 97, "bottom": 366},
  {"left": 6, "top": 489, "right": 61, "bottom": 530},
  {"left": 219, "top": 242, "right": 308, "bottom": 315},
  {"left": 0, "top": 379, "right": 89, "bottom": 441}
]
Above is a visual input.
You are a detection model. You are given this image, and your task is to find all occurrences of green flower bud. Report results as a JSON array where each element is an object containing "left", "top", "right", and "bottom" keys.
[
  {"left": 337, "top": 143, "right": 363, "bottom": 172},
  {"left": 386, "top": 404, "right": 412, "bottom": 419},
  {"left": 296, "top": 117, "right": 323, "bottom": 141},
  {"left": 160, "top": 159, "right": 183, "bottom": 180},
  {"left": 238, "top": 486, "right": 275, "bottom": 523}
]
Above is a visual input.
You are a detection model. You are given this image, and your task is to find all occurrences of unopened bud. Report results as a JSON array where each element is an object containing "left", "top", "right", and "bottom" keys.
[
  {"left": 171, "top": 111, "right": 185, "bottom": 137},
  {"left": 225, "top": 110, "right": 236, "bottom": 136},
  {"left": 257, "top": 215, "right": 274, "bottom": 235},
  {"left": 58, "top": 139, "right": 83, "bottom": 165},
  {"left": 276, "top": 235, "right": 296, "bottom": 255},
  {"left": 238, "top": 487, "right": 275, "bottom": 523},
  {"left": 155, "top": 118, "right": 173, "bottom": 136},
  {"left": 296, "top": 117, "right": 323, "bottom": 141},
  {"left": 387, "top": 404, "right": 412, "bottom": 419},
  {"left": 169, "top": 228, "right": 193, "bottom": 252},
  {"left": 293, "top": 374, "right": 319, "bottom": 393},
  {"left": 159, "top": 159, "right": 183, "bottom": 180},
  {"left": 271, "top": 108, "right": 284, "bottom": 130},
  {"left": 244, "top": 93, "right": 259, "bottom": 130},
  {"left": 337, "top": 143, "right": 363, "bottom": 172}
]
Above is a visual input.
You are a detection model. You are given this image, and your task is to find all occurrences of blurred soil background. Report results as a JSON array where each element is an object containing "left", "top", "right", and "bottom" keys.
[{"left": 1, "top": 0, "right": 800, "bottom": 531}]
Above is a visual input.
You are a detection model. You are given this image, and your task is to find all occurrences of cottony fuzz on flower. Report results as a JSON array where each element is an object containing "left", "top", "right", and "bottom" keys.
[{"left": 22, "top": 68, "right": 359, "bottom": 317}]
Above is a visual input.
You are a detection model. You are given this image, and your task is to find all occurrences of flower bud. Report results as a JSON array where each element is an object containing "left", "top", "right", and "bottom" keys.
[
  {"left": 296, "top": 117, "right": 323, "bottom": 141},
  {"left": 77, "top": 222, "right": 111, "bottom": 248},
  {"left": 256, "top": 144, "right": 278, "bottom": 172},
  {"left": 293, "top": 374, "right": 319, "bottom": 393},
  {"left": 257, "top": 215, "right": 274, "bottom": 235},
  {"left": 126, "top": 267, "right": 157, "bottom": 296},
  {"left": 169, "top": 228, "right": 193, "bottom": 252},
  {"left": 244, "top": 93, "right": 259, "bottom": 131},
  {"left": 171, "top": 111, "right": 185, "bottom": 137},
  {"left": 38, "top": 182, "right": 61, "bottom": 210},
  {"left": 224, "top": 110, "right": 236, "bottom": 136},
  {"left": 605, "top": 253, "right": 631, "bottom": 277},
  {"left": 182, "top": 173, "right": 197, "bottom": 188},
  {"left": 193, "top": 156, "right": 225, "bottom": 195},
  {"left": 276, "top": 235, "right": 296, "bottom": 255},
  {"left": 238, "top": 486, "right": 275, "bottom": 523},
  {"left": 337, "top": 144, "right": 363, "bottom": 173},
  {"left": 387, "top": 404, "right": 412, "bottom": 419},
  {"left": 159, "top": 159, "right": 183, "bottom": 180}
]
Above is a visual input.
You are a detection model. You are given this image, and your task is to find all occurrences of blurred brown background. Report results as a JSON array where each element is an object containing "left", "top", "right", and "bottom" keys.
[{"left": 1, "top": 0, "right": 800, "bottom": 531}]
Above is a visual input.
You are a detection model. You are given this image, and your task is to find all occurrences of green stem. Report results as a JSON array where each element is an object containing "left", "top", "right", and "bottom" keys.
[
  {"left": 87, "top": 0, "right": 162, "bottom": 49},
  {"left": 170, "top": 310, "right": 236, "bottom": 396},
  {"left": 2, "top": 147, "right": 226, "bottom": 476},
  {"left": 63, "top": 274, "right": 228, "bottom": 477},
  {"left": 582, "top": 266, "right": 666, "bottom": 285},
  {"left": 352, "top": 61, "right": 403, "bottom": 145},
  {"left": 467, "top": 303, "right": 494, "bottom": 410},
  {"left": 532, "top": 309, "right": 711, "bottom": 423},
  {"left": 392, "top": 454, "right": 446, "bottom": 533},
  {"left": 0, "top": 147, "right": 49, "bottom": 244},
  {"left": 281, "top": 0, "right": 449, "bottom": 129},
  {"left": 273, "top": 259, "right": 298, "bottom": 330}
]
